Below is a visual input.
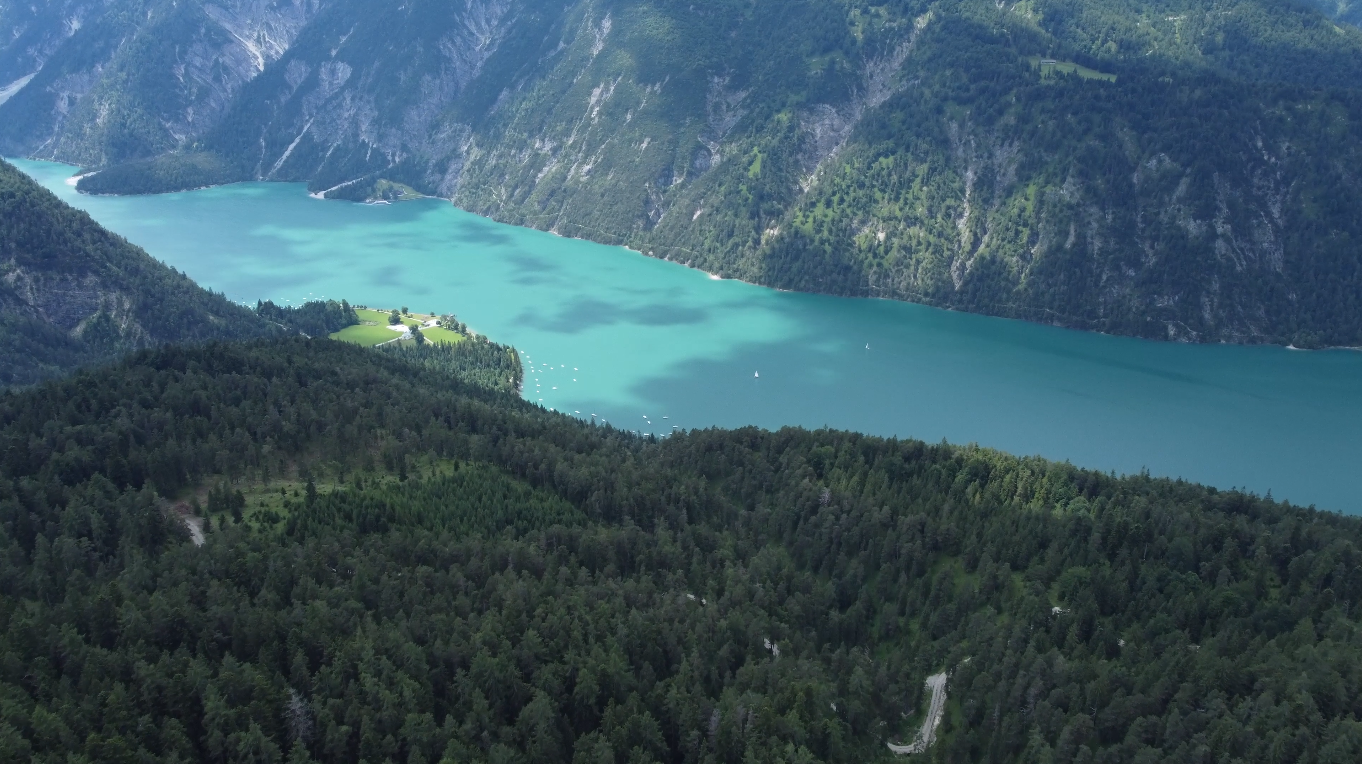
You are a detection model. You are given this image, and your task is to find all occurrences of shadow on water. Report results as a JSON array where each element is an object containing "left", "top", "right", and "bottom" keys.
[
  {"left": 579, "top": 293, "right": 1362, "bottom": 513},
  {"left": 367, "top": 267, "right": 427, "bottom": 294},
  {"left": 503, "top": 252, "right": 559, "bottom": 273},
  {"left": 448, "top": 214, "right": 516, "bottom": 246},
  {"left": 512, "top": 297, "right": 710, "bottom": 333},
  {"left": 504, "top": 252, "right": 570, "bottom": 287},
  {"left": 11, "top": 158, "right": 1362, "bottom": 514}
]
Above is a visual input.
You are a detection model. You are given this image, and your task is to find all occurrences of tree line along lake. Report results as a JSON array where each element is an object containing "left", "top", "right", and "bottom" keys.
[{"left": 13, "top": 158, "right": 1362, "bottom": 514}]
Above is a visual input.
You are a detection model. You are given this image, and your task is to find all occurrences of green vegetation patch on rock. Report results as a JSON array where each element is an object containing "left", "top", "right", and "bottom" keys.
[
  {"left": 75, "top": 151, "right": 244, "bottom": 195},
  {"left": 1027, "top": 55, "right": 1117, "bottom": 81}
]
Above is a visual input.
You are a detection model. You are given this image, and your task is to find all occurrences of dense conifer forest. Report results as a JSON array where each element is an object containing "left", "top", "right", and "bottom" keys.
[
  {"left": 5, "top": 6, "right": 1361, "bottom": 759},
  {"left": 256, "top": 299, "right": 361, "bottom": 339},
  {"left": 2, "top": 337, "right": 1359, "bottom": 763}
]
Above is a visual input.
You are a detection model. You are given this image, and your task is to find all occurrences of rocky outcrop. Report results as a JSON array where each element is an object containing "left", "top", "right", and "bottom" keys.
[
  {"left": 799, "top": 12, "right": 930, "bottom": 189},
  {"left": 0, "top": 0, "right": 322, "bottom": 166},
  {"left": 2, "top": 263, "right": 152, "bottom": 348},
  {"left": 237, "top": 0, "right": 516, "bottom": 198}
]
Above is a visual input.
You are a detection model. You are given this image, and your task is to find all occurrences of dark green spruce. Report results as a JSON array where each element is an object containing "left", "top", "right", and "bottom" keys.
[
  {"left": 1, "top": 337, "right": 1360, "bottom": 763},
  {"left": 255, "top": 298, "right": 360, "bottom": 339}
]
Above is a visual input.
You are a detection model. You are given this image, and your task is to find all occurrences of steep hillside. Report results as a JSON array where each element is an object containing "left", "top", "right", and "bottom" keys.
[
  {"left": 2, "top": 336, "right": 1361, "bottom": 762},
  {"left": 0, "top": 0, "right": 321, "bottom": 168},
  {"left": 0, "top": 158, "right": 275, "bottom": 386},
  {"left": 1305, "top": 0, "right": 1362, "bottom": 28},
  {"left": 5, "top": 0, "right": 1362, "bottom": 344}
]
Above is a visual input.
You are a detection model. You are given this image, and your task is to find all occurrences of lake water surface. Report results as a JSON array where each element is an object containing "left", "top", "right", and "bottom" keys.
[{"left": 14, "top": 158, "right": 1362, "bottom": 513}]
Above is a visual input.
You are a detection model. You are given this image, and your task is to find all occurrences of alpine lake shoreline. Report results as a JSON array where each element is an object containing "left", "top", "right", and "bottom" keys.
[{"left": 13, "top": 157, "right": 1362, "bottom": 514}]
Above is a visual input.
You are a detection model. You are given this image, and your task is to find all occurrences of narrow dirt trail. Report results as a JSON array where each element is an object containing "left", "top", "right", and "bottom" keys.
[
  {"left": 887, "top": 672, "right": 948, "bottom": 755},
  {"left": 184, "top": 516, "right": 205, "bottom": 546},
  {"left": 171, "top": 501, "right": 206, "bottom": 546}
]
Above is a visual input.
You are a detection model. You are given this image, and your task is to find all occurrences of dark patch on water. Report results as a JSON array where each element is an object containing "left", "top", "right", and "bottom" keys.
[
  {"left": 512, "top": 298, "right": 708, "bottom": 333},
  {"left": 368, "top": 267, "right": 407, "bottom": 288},
  {"left": 454, "top": 219, "right": 516, "bottom": 246}
]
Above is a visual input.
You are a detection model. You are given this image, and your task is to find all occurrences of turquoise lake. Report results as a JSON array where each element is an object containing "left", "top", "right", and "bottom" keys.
[{"left": 13, "top": 158, "right": 1362, "bottom": 513}]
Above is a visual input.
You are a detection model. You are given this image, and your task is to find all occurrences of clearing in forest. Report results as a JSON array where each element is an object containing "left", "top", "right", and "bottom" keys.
[
  {"left": 331, "top": 323, "right": 405, "bottom": 346},
  {"left": 1027, "top": 56, "right": 1117, "bottom": 81},
  {"left": 421, "top": 326, "right": 465, "bottom": 345},
  {"left": 334, "top": 307, "right": 461, "bottom": 346}
]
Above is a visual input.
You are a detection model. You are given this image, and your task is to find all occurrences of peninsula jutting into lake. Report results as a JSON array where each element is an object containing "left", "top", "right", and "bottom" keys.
[{"left": 5, "top": 0, "right": 1362, "bottom": 758}]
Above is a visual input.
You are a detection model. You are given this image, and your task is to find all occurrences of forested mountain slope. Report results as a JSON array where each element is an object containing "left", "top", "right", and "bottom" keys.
[
  {"left": 1305, "top": 0, "right": 1362, "bottom": 28},
  {"left": 0, "top": 158, "right": 278, "bottom": 387},
  {"left": 2, "top": 336, "right": 1362, "bottom": 763},
  {"left": 5, "top": 0, "right": 1362, "bottom": 344}
]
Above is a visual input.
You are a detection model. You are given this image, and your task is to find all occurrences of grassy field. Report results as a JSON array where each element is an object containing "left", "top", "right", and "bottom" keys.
[
  {"left": 330, "top": 323, "right": 403, "bottom": 346},
  {"left": 1027, "top": 56, "right": 1117, "bottom": 82},
  {"left": 342, "top": 307, "right": 466, "bottom": 345},
  {"left": 354, "top": 308, "right": 396, "bottom": 324},
  {"left": 370, "top": 179, "right": 424, "bottom": 201},
  {"left": 420, "top": 326, "right": 465, "bottom": 345},
  {"left": 356, "top": 307, "right": 432, "bottom": 328}
]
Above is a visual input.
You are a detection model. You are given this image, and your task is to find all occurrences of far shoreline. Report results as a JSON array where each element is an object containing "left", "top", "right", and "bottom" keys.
[{"left": 12, "top": 155, "right": 1361, "bottom": 354}]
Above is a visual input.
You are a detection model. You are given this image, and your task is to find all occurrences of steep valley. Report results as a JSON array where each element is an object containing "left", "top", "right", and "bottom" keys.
[
  {"left": 12, "top": 157, "right": 1362, "bottom": 513},
  {"left": 3, "top": 0, "right": 1362, "bottom": 345},
  {"left": 5, "top": 4, "right": 1362, "bottom": 762}
]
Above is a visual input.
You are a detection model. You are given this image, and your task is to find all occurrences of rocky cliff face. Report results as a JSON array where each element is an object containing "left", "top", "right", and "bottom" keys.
[
  {"left": 1, "top": 263, "right": 147, "bottom": 345},
  {"left": 225, "top": 0, "right": 519, "bottom": 197},
  {"left": 0, "top": 0, "right": 105, "bottom": 85},
  {"left": 4, "top": 0, "right": 1362, "bottom": 346},
  {"left": 0, "top": 0, "right": 322, "bottom": 166}
]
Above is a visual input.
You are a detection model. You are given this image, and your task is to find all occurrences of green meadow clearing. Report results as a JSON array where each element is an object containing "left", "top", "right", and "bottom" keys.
[
  {"left": 354, "top": 308, "right": 396, "bottom": 324},
  {"left": 330, "top": 323, "right": 402, "bottom": 346},
  {"left": 356, "top": 307, "right": 430, "bottom": 328},
  {"left": 1027, "top": 56, "right": 1117, "bottom": 82},
  {"left": 192, "top": 455, "right": 468, "bottom": 535},
  {"left": 336, "top": 307, "right": 464, "bottom": 346},
  {"left": 420, "top": 326, "right": 465, "bottom": 345}
]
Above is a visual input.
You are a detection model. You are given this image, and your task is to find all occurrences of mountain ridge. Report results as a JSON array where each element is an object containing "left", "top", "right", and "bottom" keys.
[{"left": 4, "top": 0, "right": 1362, "bottom": 345}]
